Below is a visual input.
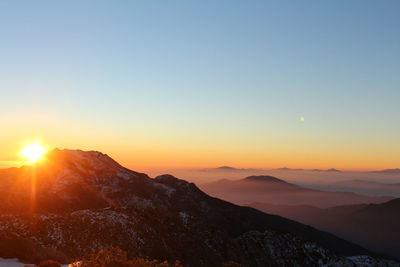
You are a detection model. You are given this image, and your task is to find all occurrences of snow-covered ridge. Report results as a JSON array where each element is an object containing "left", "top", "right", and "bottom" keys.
[{"left": 47, "top": 149, "right": 124, "bottom": 171}]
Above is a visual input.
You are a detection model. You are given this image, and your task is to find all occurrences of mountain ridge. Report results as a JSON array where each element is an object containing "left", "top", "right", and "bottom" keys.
[
  {"left": 201, "top": 175, "right": 393, "bottom": 208},
  {"left": 243, "top": 175, "right": 288, "bottom": 184},
  {"left": 250, "top": 198, "right": 400, "bottom": 260},
  {"left": 0, "top": 149, "right": 397, "bottom": 266},
  {"left": 372, "top": 168, "right": 400, "bottom": 174}
]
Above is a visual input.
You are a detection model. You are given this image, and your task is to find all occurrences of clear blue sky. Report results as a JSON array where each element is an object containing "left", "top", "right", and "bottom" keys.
[{"left": 0, "top": 1, "right": 399, "bottom": 169}]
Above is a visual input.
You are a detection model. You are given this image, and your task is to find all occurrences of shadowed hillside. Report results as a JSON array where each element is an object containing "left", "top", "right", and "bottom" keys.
[
  {"left": 250, "top": 199, "right": 400, "bottom": 260},
  {"left": 0, "top": 149, "right": 396, "bottom": 266}
]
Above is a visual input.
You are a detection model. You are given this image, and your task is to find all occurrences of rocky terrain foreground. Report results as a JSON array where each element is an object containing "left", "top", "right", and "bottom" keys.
[{"left": 0, "top": 149, "right": 397, "bottom": 267}]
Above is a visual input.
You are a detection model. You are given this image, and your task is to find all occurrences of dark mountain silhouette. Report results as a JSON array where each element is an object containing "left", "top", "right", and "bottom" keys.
[
  {"left": 250, "top": 199, "right": 400, "bottom": 260},
  {"left": 0, "top": 149, "right": 396, "bottom": 266},
  {"left": 325, "top": 168, "right": 341, "bottom": 172},
  {"left": 200, "top": 175, "right": 393, "bottom": 208},
  {"left": 244, "top": 175, "right": 288, "bottom": 183},
  {"left": 216, "top": 166, "right": 238, "bottom": 170}
]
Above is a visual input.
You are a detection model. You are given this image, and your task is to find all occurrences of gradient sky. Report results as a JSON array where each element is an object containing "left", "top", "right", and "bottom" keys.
[{"left": 0, "top": 1, "right": 399, "bottom": 170}]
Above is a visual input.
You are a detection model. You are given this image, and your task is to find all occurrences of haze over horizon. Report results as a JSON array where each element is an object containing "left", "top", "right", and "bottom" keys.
[
  {"left": 1, "top": 2, "right": 400, "bottom": 266},
  {"left": 1, "top": 1, "right": 400, "bottom": 171}
]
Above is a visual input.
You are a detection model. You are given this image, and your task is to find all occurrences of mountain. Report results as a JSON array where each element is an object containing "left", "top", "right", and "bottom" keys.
[
  {"left": 323, "top": 179, "right": 400, "bottom": 197},
  {"left": 276, "top": 168, "right": 341, "bottom": 172},
  {"left": 0, "top": 149, "right": 397, "bottom": 266},
  {"left": 244, "top": 175, "right": 288, "bottom": 183},
  {"left": 200, "top": 175, "right": 393, "bottom": 208},
  {"left": 250, "top": 199, "right": 400, "bottom": 260},
  {"left": 373, "top": 168, "right": 400, "bottom": 174},
  {"left": 216, "top": 166, "right": 238, "bottom": 170},
  {"left": 325, "top": 168, "right": 341, "bottom": 172},
  {"left": 202, "top": 166, "right": 265, "bottom": 172},
  {"left": 276, "top": 167, "right": 304, "bottom": 171}
]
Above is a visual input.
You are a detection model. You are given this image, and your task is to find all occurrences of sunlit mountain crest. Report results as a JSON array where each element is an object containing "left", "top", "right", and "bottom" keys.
[{"left": 0, "top": 149, "right": 397, "bottom": 266}]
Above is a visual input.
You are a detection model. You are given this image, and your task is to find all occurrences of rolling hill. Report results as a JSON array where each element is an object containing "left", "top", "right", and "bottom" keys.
[{"left": 200, "top": 175, "right": 393, "bottom": 208}]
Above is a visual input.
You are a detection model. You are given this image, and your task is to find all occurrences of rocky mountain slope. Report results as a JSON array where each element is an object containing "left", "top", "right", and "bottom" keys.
[{"left": 0, "top": 149, "right": 397, "bottom": 266}]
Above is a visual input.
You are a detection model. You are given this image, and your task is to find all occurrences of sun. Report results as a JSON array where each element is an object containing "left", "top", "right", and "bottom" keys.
[{"left": 21, "top": 143, "right": 46, "bottom": 164}]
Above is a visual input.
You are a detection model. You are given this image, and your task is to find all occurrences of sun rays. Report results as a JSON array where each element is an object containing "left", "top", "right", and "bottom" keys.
[{"left": 21, "top": 142, "right": 46, "bottom": 164}]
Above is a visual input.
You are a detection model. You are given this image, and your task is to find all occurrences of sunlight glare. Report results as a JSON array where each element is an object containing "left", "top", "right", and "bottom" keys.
[{"left": 21, "top": 143, "right": 45, "bottom": 164}]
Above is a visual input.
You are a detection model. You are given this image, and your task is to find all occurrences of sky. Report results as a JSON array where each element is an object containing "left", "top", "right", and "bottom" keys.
[{"left": 0, "top": 1, "right": 399, "bottom": 170}]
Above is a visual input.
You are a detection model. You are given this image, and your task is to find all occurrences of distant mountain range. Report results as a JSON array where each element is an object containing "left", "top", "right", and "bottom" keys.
[
  {"left": 277, "top": 167, "right": 341, "bottom": 172},
  {"left": 203, "top": 166, "right": 400, "bottom": 174},
  {"left": 0, "top": 150, "right": 396, "bottom": 266},
  {"left": 200, "top": 175, "right": 393, "bottom": 208},
  {"left": 201, "top": 166, "right": 265, "bottom": 172},
  {"left": 204, "top": 166, "right": 343, "bottom": 172},
  {"left": 372, "top": 168, "right": 400, "bottom": 174},
  {"left": 308, "top": 179, "right": 400, "bottom": 198},
  {"left": 250, "top": 199, "right": 400, "bottom": 260}
]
